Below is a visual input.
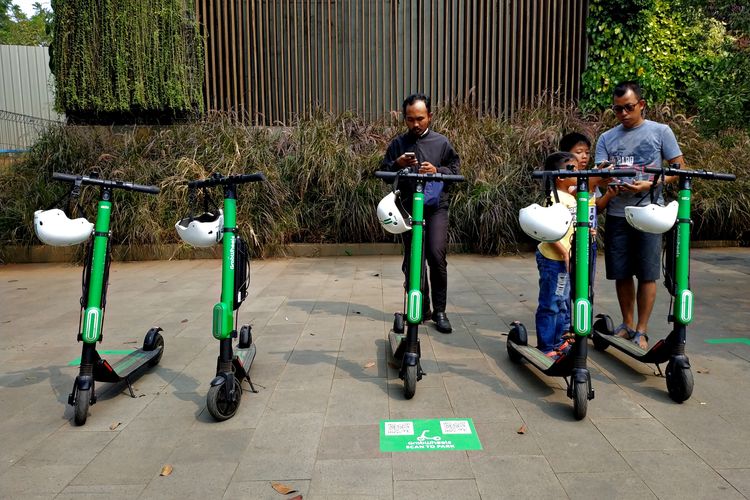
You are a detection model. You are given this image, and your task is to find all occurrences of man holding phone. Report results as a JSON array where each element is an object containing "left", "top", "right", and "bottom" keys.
[
  {"left": 381, "top": 93, "right": 461, "bottom": 333},
  {"left": 595, "top": 81, "right": 684, "bottom": 350}
]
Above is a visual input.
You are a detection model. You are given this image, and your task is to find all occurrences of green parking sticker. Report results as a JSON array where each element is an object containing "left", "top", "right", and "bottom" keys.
[{"left": 379, "top": 418, "right": 482, "bottom": 452}]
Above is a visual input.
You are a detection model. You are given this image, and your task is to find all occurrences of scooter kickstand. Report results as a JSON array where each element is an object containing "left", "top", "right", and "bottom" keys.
[
  {"left": 125, "top": 377, "right": 136, "bottom": 398},
  {"left": 655, "top": 364, "right": 664, "bottom": 377}
]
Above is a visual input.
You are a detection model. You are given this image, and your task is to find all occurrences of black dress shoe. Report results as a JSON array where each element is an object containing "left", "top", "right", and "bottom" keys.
[
  {"left": 422, "top": 309, "right": 432, "bottom": 324},
  {"left": 432, "top": 312, "right": 452, "bottom": 333}
]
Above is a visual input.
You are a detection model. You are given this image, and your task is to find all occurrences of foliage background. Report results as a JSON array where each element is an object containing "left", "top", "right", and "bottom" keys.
[
  {"left": 1, "top": 105, "right": 748, "bottom": 261},
  {"left": 48, "top": 0, "right": 204, "bottom": 119},
  {"left": 583, "top": 0, "right": 750, "bottom": 135},
  {"left": 0, "top": 1, "right": 51, "bottom": 45}
]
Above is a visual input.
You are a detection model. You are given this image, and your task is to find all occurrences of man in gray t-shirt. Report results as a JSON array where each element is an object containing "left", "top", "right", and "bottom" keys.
[{"left": 594, "top": 81, "right": 685, "bottom": 350}]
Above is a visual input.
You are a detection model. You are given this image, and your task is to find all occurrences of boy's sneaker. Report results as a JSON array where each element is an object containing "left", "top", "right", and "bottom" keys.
[{"left": 544, "top": 350, "right": 561, "bottom": 361}]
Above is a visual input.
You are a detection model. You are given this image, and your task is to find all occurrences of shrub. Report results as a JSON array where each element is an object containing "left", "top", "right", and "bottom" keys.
[{"left": 1, "top": 104, "right": 748, "bottom": 260}]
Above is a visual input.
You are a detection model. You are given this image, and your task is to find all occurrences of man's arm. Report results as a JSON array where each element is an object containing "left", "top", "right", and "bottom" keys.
[{"left": 436, "top": 141, "right": 460, "bottom": 175}]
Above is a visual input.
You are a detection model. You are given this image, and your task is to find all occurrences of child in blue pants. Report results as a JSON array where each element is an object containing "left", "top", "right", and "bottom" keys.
[{"left": 535, "top": 152, "right": 578, "bottom": 358}]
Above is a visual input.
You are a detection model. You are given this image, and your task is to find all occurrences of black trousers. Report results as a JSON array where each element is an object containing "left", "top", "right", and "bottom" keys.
[{"left": 401, "top": 207, "right": 449, "bottom": 314}]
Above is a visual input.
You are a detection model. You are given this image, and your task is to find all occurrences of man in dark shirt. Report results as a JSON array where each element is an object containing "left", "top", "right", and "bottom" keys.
[{"left": 381, "top": 93, "right": 461, "bottom": 333}]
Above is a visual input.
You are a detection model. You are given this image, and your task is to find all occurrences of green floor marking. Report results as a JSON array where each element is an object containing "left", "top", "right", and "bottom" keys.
[
  {"left": 380, "top": 418, "right": 482, "bottom": 452},
  {"left": 67, "top": 350, "right": 136, "bottom": 366},
  {"left": 705, "top": 338, "right": 750, "bottom": 346}
]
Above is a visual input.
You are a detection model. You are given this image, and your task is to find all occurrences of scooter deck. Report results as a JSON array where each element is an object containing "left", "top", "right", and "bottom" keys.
[
  {"left": 389, "top": 332, "right": 406, "bottom": 360},
  {"left": 94, "top": 348, "right": 162, "bottom": 383},
  {"left": 594, "top": 333, "right": 671, "bottom": 365},
  {"left": 508, "top": 341, "right": 574, "bottom": 377},
  {"left": 233, "top": 344, "right": 257, "bottom": 379}
]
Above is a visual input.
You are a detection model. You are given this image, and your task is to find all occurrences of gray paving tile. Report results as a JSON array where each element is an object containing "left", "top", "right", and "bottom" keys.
[
  {"left": 622, "top": 450, "right": 745, "bottom": 499},
  {"left": 593, "top": 417, "right": 686, "bottom": 452},
  {"left": 470, "top": 454, "right": 567, "bottom": 499},
  {"left": 557, "top": 468, "right": 658, "bottom": 499},
  {"left": 266, "top": 386, "right": 330, "bottom": 414},
  {"left": 0, "top": 463, "right": 84, "bottom": 497},
  {"left": 56, "top": 483, "right": 146, "bottom": 499},
  {"left": 393, "top": 479, "right": 481, "bottom": 500},
  {"left": 139, "top": 460, "right": 235, "bottom": 499},
  {"left": 70, "top": 427, "right": 185, "bottom": 486},
  {"left": 317, "top": 424, "right": 382, "bottom": 460},
  {"left": 234, "top": 412, "right": 324, "bottom": 480},
  {"left": 308, "top": 458, "right": 392, "bottom": 499},
  {"left": 223, "top": 480, "right": 310, "bottom": 500},
  {"left": 717, "top": 469, "right": 750, "bottom": 498},
  {"left": 467, "top": 419, "right": 542, "bottom": 458},
  {"left": 326, "top": 378, "right": 389, "bottom": 426},
  {"left": 392, "top": 450, "right": 474, "bottom": 480}
]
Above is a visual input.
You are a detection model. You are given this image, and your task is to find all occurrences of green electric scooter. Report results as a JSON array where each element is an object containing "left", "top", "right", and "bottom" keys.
[
  {"left": 177, "top": 171, "right": 266, "bottom": 420},
  {"left": 508, "top": 167, "right": 635, "bottom": 419},
  {"left": 34, "top": 172, "right": 164, "bottom": 426},
  {"left": 592, "top": 165, "right": 736, "bottom": 403},
  {"left": 375, "top": 168, "right": 465, "bottom": 399}
]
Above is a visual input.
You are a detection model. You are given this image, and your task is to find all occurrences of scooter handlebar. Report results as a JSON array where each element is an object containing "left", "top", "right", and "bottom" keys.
[
  {"left": 187, "top": 172, "right": 267, "bottom": 188},
  {"left": 374, "top": 170, "right": 465, "bottom": 183},
  {"left": 643, "top": 166, "right": 736, "bottom": 182},
  {"left": 532, "top": 168, "right": 637, "bottom": 179},
  {"left": 51, "top": 172, "right": 160, "bottom": 194}
]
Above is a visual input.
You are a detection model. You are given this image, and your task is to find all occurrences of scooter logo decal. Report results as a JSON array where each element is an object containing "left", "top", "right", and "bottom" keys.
[
  {"left": 229, "top": 237, "right": 235, "bottom": 270},
  {"left": 407, "top": 291, "right": 422, "bottom": 323},
  {"left": 82, "top": 307, "right": 100, "bottom": 343},
  {"left": 678, "top": 290, "right": 693, "bottom": 324},
  {"left": 574, "top": 298, "right": 590, "bottom": 334}
]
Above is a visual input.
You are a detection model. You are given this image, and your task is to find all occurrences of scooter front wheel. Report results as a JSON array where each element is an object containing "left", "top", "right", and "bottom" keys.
[
  {"left": 74, "top": 388, "right": 91, "bottom": 426},
  {"left": 403, "top": 364, "right": 417, "bottom": 400},
  {"left": 572, "top": 380, "right": 588, "bottom": 420},
  {"left": 207, "top": 378, "right": 242, "bottom": 421},
  {"left": 666, "top": 361, "right": 694, "bottom": 403}
]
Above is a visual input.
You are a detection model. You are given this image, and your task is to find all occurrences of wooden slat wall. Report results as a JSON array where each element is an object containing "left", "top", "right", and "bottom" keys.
[{"left": 196, "top": 0, "right": 590, "bottom": 125}]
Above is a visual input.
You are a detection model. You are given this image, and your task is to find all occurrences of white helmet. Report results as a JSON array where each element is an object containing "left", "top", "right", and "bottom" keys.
[
  {"left": 34, "top": 209, "right": 93, "bottom": 246},
  {"left": 175, "top": 210, "right": 224, "bottom": 247},
  {"left": 625, "top": 200, "right": 678, "bottom": 234},
  {"left": 519, "top": 203, "right": 573, "bottom": 242},
  {"left": 377, "top": 192, "right": 411, "bottom": 234}
]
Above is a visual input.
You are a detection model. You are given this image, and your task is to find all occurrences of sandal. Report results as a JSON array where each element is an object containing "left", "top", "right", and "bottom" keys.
[
  {"left": 614, "top": 323, "right": 635, "bottom": 340},
  {"left": 632, "top": 331, "right": 649, "bottom": 350}
]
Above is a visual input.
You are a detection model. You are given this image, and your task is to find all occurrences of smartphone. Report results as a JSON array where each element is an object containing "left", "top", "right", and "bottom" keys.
[{"left": 404, "top": 152, "right": 416, "bottom": 159}]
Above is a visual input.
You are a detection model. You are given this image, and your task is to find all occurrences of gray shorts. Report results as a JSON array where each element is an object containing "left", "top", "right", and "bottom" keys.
[{"left": 604, "top": 214, "right": 662, "bottom": 281}]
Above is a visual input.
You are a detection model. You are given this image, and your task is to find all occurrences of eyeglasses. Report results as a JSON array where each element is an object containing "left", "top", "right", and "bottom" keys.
[{"left": 612, "top": 102, "right": 640, "bottom": 113}]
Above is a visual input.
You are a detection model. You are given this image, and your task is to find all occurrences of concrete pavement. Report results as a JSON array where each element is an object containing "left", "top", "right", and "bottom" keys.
[{"left": 1, "top": 248, "right": 750, "bottom": 499}]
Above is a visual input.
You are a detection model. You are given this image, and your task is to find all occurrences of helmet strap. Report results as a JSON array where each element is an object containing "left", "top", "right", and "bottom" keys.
[{"left": 544, "top": 175, "right": 560, "bottom": 206}]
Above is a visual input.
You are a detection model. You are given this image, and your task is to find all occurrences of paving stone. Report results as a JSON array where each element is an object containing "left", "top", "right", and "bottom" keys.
[
  {"left": 392, "top": 450, "right": 474, "bottom": 480},
  {"left": 234, "top": 412, "right": 324, "bottom": 480},
  {"left": 471, "top": 454, "right": 567, "bottom": 499},
  {"left": 308, "top": 458, "right": 392, "bottom": 499},
  {"left": 56, "top": 483, "right": 146, "bottom": 499},
  {"left": 622, "top": 450, "right": 745, "bottom": 499},
  {"left": 557, "top": 470, "right": 657, "bottom": 499},
  {"left": 317, "top": 424, "right": 382, "bottom": 460},
  {"left": 393, "top": 479, "right": 481, "bottom": 500},
  {"left": 326, "top": 378, "right": 389, "bottom": 426},
  {"left": 223, "top": 480, "right": 310, "bottom": 500}
]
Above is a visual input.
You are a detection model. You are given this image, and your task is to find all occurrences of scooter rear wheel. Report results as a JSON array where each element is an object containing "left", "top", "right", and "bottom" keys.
[
  {"left": 393, "top": 313, "right": 404, "bottom": 334},
  {"left": 74, "top": 388, "right": 90, "bottom": 426},
  {"left": 404, "top": 364, "right": 417, "bottom": 400},
  {"left": 144, "top": 332, "right": 164, "bottom": 367},
  {"left": 666, "top": 361, "right": 694, "bottom": 403},
  {"left": 573, "top": 380, "right": 588, "bottom": 420},
  {"left": 207, "top": 378, "right": 242, "bottom": 421}
]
